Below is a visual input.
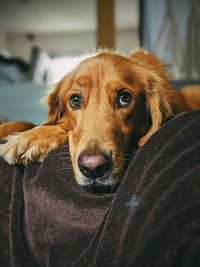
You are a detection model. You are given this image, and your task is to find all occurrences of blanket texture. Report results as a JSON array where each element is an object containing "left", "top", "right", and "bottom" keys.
[{"left": 0, "top": 110, "right": 200, "bottom": 267}]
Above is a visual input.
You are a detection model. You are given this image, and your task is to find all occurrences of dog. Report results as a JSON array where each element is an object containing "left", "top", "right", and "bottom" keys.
[{"left": 0, "top": 49, "right": 199, "bottom": 190}]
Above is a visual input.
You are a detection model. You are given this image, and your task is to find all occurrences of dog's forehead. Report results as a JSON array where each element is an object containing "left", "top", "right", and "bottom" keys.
[
  {"left": 81, "top": 52, "right": 132, "bottom": 70},
  {"left": 73, "top": 53, "right": 136, "bottom": 85}
]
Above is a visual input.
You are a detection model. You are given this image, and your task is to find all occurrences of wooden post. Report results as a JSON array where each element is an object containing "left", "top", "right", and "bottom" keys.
[{"left": 97, "top": 0, "right": 115, "bottom": 49}]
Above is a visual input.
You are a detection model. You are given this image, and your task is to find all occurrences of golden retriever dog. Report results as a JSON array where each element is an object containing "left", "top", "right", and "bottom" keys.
[{"left": 0, "top": 49, "right": 199, "bottom": 190}]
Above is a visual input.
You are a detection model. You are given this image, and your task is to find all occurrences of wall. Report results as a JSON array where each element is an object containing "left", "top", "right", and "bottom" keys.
[
  {"left": 7, "top": 28, "right": 139, "bottom": 62},
  {"left": 0, "top": 31, "right": 7, "bottom": 50},
  {"left": 116, "top": 28, "right": 139, "bottom": 54},
  {"left": 7, "top": 31, "right": 96, "bottom": 62}
]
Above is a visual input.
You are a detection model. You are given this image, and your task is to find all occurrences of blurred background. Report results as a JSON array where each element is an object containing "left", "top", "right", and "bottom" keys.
[{"left": 0, "top": 0, "right": 199, "bottom": 124}]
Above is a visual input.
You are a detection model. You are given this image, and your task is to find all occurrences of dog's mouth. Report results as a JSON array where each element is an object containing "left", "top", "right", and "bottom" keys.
[
  {"left": 78, "top": 168, "right": 123, "bottom": 193},
  {"left": 73, "top": 145, "right": 138, "bottom": 193},
  {"left": 82, "top": 180, "right": 119, "bottom": 194}
]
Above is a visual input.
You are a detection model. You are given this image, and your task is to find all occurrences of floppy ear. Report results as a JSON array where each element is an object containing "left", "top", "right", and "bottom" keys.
[
  {"left": 44, "top": 82, "right": 65, "bottom": 125},
  {"left": 129, "top": 50, "right": 173, "bottom": 146}
]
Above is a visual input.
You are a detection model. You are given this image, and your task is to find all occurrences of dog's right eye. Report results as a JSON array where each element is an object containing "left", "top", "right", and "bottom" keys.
[
  {"left": 117, "top": 90, "right": 133, "bottom": 108},
  {"left": 69, "top": 94, "right": 82, "bottom": 110}
]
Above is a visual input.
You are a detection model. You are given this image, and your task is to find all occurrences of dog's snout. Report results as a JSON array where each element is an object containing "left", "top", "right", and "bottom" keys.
[{"left": 78, "top": 153, "right": 111, "bottom": 179}]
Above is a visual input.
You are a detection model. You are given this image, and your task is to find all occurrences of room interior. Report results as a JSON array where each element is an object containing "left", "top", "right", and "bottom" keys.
[
  {"left": 0, "top": 0, "right": 199, "bottom": 124},
  {"left": 0, "top": 2, "right": 199, "bottom": 266}
]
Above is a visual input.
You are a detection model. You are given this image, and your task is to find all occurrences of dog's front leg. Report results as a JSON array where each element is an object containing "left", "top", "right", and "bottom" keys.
[{"left": 0, "top": 125, "right": 68, "bottom": 164}]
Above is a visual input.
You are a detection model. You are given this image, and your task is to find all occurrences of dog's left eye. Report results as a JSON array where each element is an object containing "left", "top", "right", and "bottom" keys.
[
  {"left": 69, "top": 94, "right": 82, "bottom": 110},
  {"left": 117, "top": 90, "right": 132, "bottom": 108}
]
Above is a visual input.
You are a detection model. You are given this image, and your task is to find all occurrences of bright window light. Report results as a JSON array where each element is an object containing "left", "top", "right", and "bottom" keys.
[{"left": 46, "top": 53, "right": 94, "bottom": 85}]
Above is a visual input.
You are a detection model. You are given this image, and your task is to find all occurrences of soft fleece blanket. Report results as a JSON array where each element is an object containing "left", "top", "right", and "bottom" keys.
[{"left": 0, "top": 110, "right": 200, "bottom": 267}]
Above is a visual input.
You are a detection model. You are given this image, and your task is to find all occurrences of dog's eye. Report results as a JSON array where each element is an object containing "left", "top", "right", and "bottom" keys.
[
  {"left": 117, "top": 91, "right": 132, "bottom": 108},
  {"left": 69, "top": 94, "right": 82, "bottom": 110}
]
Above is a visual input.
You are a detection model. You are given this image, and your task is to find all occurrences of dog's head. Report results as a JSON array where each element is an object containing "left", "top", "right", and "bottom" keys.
[{"left": 45, "top": 50, "right": 173, "bottom": 190}]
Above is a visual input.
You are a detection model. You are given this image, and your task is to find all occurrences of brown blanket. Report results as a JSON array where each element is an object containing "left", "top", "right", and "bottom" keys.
[{"left": 0, "top": 110, "right": 200, "bottom": 267}]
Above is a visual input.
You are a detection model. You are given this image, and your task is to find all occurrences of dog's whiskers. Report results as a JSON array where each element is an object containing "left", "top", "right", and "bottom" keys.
[
  {"left": 57, "top": 157, "right": 71, "bottom": 162},
  {"left": 55, "top": 153, "right": 70, "bottom": 158},
  {"left": 55, "top": 167, "right": 74, "bottom": 174},
  {"left": 62, "top": 163, "right": 72, "bottom": 167},
  {"left": 117, "top": 157, "right": 133, "bottom": 162},
  {"left": 55, "top": 149, "right": 69, "bottom": 155}
]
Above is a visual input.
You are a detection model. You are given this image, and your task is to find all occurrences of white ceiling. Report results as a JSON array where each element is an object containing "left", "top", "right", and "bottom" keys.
[{"left": 0, "top": 0, "right": 139, "bottom": 33}]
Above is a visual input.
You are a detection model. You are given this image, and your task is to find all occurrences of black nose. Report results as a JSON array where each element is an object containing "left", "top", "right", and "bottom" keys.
[{"left": 78, "top": 153, "right": 111, "bottom": 179}]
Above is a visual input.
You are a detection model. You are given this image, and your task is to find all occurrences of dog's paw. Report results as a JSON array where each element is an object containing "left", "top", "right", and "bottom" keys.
[{"left": 0, "top": 132, "right": 59, "bottom": 165}]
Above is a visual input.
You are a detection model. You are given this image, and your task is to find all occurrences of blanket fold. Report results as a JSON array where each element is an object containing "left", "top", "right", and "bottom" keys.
[{"left": 0, "top": 110, "right": 200, "bottom": 267}]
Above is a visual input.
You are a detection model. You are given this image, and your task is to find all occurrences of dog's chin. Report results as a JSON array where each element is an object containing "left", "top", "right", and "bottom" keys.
[
  {"left": 81, "top": 180, "right": 119, "bottom": 194},
  {"left": 75, "top": 169, "right": 123, "bottom": 194}
]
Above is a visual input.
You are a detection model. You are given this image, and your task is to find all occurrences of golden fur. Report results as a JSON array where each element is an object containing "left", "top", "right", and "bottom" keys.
[{"left": 0, "top": 50, "right": 199, "bottom": 187}]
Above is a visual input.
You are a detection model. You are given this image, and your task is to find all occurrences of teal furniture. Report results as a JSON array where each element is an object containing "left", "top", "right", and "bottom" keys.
[{"left": 0, "top": 81, "right": 48, "bottom": 124}]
